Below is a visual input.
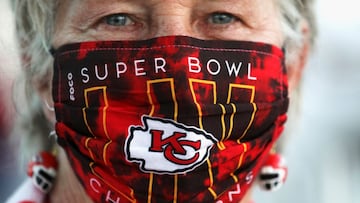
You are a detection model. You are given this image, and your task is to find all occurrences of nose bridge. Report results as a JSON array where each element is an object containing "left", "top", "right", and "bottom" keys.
[{"left": 151, "top": 5, "right": 193, "bottom": 37}]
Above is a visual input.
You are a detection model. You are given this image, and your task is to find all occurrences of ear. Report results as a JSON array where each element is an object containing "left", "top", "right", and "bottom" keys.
[
  {"left": 287, "top": 20, "right": 311, "bottom": 91},
  {"left": 34, "top": 75, "right": 56, "bottom": 125}
]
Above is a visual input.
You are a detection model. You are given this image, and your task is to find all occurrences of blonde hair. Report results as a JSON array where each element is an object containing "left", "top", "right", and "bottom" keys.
[{"left": 10, "top": 0, "right": 316, "bottom": 161}]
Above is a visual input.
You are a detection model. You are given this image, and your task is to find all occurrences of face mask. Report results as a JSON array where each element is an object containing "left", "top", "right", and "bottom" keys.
[{"left": 52, "top": 36, "right": 289, "bottom": 203}]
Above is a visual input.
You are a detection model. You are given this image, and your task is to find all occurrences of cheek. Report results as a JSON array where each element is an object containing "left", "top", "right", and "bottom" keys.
[
  {"left": 247, "top": 0, "right": 284, "bottom": 47},
  {"left": 285, "top": 42, "right": 310, "bottom": 91},
  {"left": 53, "top": 0, "right": 82, "bottom": 48}
]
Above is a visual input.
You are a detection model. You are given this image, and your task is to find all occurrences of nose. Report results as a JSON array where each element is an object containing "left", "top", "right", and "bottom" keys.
[
  {"left": 149, "top": 5, "right": 195, "bottom": 38},
  {"left": 153, "top": 17, "right": 193, "bottom": 37}
]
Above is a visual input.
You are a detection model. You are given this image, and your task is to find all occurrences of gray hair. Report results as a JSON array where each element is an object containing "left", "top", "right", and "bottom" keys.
[
  {"left": 10, "top": 0, "right": 317, "bottom": 161},
  {"left": 11, "top": 0, "right": 57, "bottom": 160}
]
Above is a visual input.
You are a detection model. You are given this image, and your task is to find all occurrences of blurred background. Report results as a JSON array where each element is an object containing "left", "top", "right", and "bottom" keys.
[
  {"left": 0, "top": 0, "right": 22, "bottom": 202},
  {"left": 0, "top": 0, "right": 359, "bottom": 202}
]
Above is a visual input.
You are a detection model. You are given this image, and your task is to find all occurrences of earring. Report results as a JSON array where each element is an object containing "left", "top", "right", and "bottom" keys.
[
  {"left": 27, "top": 151, "right": 58, "bottom": 194},
  {"left": 44, "top": 100, "right": 55, "bottom": 112},
  {"left": 49, "top": 130, "right": 57, "bottom": 139},
  {"left": 258, "top": 152, "right": 288, "bottom": 192}
]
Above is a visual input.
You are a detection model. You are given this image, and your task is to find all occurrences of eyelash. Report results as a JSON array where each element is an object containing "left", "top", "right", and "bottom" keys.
[
  {"left": 102, "top": 12, "right": 239, "bottom": 27},
  {"left": 105, "top": 13, "right": 135, "bottom": 27},
  {"left": 208, "top": 12, "right": 237, "bottom": 25}
]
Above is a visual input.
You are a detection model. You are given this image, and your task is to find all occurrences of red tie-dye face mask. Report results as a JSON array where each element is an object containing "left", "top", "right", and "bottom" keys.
[{"left": 52, "top": 36, "right": 289, "bottom": 203}]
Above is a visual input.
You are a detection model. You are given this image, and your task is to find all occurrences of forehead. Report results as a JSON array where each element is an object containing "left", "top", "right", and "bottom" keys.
[
  {"left": 62, "top": 0, "right": 272, "bottom": 10},
  {"left": 57, "top": 0, "right": 278, "bottom": 23},
  {"left": 74, "top": 0, "right": 257, "bottom": 4}
]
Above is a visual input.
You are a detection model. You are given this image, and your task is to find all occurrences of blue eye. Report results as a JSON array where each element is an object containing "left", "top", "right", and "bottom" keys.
[
  {"left": 105, "top": 14, "right": 133, "bottom": 26},
  {"left": 209, "top": 13, "right": 235, "bottom": 24}
]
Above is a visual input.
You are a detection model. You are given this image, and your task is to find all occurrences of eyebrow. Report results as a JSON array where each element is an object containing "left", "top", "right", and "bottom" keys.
[{"left": 86, "top": 0, "right": 248, "bottom": 3}]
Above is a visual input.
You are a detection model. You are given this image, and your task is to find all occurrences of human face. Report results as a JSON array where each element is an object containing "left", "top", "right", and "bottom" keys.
[
  {"left": 52, "top": 0, "right": 284, "bottom": 48},
  {"left": 49, "top": 2, "right": 287, "bottom": 202}
]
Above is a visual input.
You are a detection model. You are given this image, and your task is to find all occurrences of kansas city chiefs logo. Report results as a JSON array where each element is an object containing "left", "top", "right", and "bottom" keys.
[{"left": 125, "top": 116, "right": 217, "bottom": 174}]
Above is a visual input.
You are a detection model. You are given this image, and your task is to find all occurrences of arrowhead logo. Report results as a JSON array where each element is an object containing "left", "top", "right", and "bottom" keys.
[{"left": 125, "top": 116, "right": 217, "bottom": 174}]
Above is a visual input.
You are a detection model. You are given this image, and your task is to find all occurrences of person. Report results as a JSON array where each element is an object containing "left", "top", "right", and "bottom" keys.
[{"left": 6, "top": 0, "right": 316, "bottom": 202}]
